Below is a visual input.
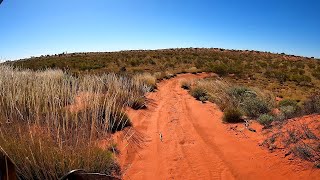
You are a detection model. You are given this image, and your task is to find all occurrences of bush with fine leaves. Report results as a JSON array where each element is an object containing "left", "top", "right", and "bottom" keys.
[
  {"left": 228, "top": 86, "right": 272, "bottom": 118},
  {"left": 223, "top": 108, "right": 243, "bottom": 123},
  {"left": 257, "top": 114, "right": 274, "bottom": 127},
  {"left": 278, "top": 99, "right": 301, "bottom": 119},
  {"left": 191, "top": 87, "right": 208, "bottom": 101},
  {"left": 303, "top": 94, "right": 320, "bottom": 114},
  {"left": 242, "top": 98, "right": 271, "bottom": 118}
]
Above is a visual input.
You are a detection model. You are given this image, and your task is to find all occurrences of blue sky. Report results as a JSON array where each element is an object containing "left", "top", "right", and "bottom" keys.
[{"left": 0, "top": 0, "right": 319, "bottom": 61}]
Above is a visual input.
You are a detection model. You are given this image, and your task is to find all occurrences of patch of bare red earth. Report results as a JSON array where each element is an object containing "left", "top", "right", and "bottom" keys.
[{"left": 114, "top": 73, "right": 320, "bottom": 180}]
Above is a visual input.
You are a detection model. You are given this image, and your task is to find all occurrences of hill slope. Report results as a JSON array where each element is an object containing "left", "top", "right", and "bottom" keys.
[
  {"left": 5, "top": 48, "right": 320, "bottom": 100},
  {"left": 5, "top": 48, "right": 319, "bottom": 72}
]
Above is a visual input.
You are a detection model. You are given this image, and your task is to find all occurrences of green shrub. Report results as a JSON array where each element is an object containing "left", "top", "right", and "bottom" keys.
[
  {"left": 278, "top": 99, "right": 301, "bottom": 119},
  {"left": 312, "top": 71, "right": 320, "bottom": 80},
  {"left": 227, "top": 86, "right": 272, "bottom": 118},
  {"left": 303, "top": 94, "right": 320, "bottom": 114},
  {"left": 279, "top": 99, "right": 298, "bottom": 107},
  {"left": 257, "top": 114, "right": 274, "bottom": 127},
  {"left": 228, "top": 86, "right": 256, "bottom": 102},
  {"left": 280, "top": 105, "right": 298, "bottom": 119},
  {"left": 211, "top": 63, "right": 229, "bottom": 76},
  {"left": 228, "top": 62, "right": 244, "bottom": 76},
  {"left": 290, "top": 74, "right": 312, "bottom": 85},
  {"left": 274, "top": 112, "right": 286, "bottom": 121},
  {"left": 199, "top": 96, "right": 208, "bottom": 102},
  {"left": 223, "top": 108, "right": 243, "bottom": 123},
  {"left": 264, "top": 70, "right": 289, "bottom": 83},
  {"left": 191, "top": 87, "right": 208, "bottom": 101},
  {"left": 242, "top": 98, "right": 271, "bottom": 118}
]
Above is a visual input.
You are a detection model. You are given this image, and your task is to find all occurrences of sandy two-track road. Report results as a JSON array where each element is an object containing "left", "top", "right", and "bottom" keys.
[{"left": 117, "top": 73, "right": 319, "bottom": 180}]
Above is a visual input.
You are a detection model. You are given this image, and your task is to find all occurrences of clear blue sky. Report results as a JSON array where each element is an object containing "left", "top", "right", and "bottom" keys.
[{"left": 0, "top": 0, "right": 319, "bottom": 61}]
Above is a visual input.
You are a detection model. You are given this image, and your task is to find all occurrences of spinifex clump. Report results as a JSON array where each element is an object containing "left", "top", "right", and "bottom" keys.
[{"left": 0, "top": 66, "right": 150, "bottom": 179}]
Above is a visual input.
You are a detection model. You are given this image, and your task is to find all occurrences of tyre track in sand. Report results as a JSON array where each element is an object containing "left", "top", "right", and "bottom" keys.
[{"left": 118, "top": 73, "right": 320, "bottom": 180}]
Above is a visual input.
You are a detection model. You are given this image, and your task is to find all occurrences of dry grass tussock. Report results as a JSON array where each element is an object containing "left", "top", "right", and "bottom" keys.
[
  {"left": 133, "top": 73, "right": 157, "bottom": 92},
  {"left": 180, "top": 79, "right": 192, "bottom": 90},
  {"left": 0, "top": 65, "right": 151, "bottom": 179},
  {"left": 154, "top": 71, "right": 176, "bottom": 80},
  {"left": 191, "top": 79, "right": 232, "bottom": 108}
]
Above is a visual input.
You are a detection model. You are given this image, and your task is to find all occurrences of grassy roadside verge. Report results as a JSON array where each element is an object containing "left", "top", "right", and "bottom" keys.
[{"left": 0, "top": 66, "right": 156, "bottom": 179}]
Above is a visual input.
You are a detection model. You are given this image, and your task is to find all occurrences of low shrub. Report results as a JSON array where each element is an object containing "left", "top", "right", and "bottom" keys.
[
  {"left": 277, "top": 99, "right": 301, "bottom": 119},
  {"left": 228, "top": 86, "right": 257, "bottom": 100},
  {"left": 312, "top": 71, "right": 320, "bottom": 80},
  {"left": 181, "top": 80, "right": 191, "bottom": 90},
  {"left": 190, "top": 81, "right": 274, "bottom": 117},
  {"left": 228, "top": 62, "right": 244, "bottom": 76},
  {"left": 191, "top": 87, "right": 208, "bottom": 101},
  {"left": 279, "top": 99, "right": 298, "bottom": 107},
  {"left": 274, "top": 112, "right": 286, "bottom": 122},
  {"left": 211, "top": 63, "right": 229, "bottom": 76},
  {"left": 279, "top": 124, "right": 320, "bottom": 165},
  {"left": 228, "top": 86, "right": 257, "bottom": 107},
  {"left": 257, "top": 114, "right": 274, "bottom": 127},
  {"left": 302, "top": 94, "right": 320, "bottom": 114},
  {"left": 242, "top": 98, "right": 271, "bottom": 118},
  {"left": 290, "top": 74, "right": 312, "bottom": 85},
  {"left": 264, "top": 70, "right": 289, "bottom": 83},
  {"left": 223, "top": 108, "right": 244, "bottom": 123},
  {"left": 292, "top": 144, "right": 316, "bottom": 162},
  {"left": 228, "top": 86, "right": 272, "bottom": 118},
  {"left": 301, "top": 124, "right": 318, "bottom": 140},
  {"left": 199, "top": 96, "right": 208, "bottom": 102},
  {"left": 284, "top": 129, "right": 300, "bottom": 146},
  {"left": 280, "top": 105, "right": 299, "bottom": 119}
]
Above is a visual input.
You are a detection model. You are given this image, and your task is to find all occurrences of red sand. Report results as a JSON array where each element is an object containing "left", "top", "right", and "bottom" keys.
[{"left": 116, "top": 73, "right": 320, "bottom": 180}]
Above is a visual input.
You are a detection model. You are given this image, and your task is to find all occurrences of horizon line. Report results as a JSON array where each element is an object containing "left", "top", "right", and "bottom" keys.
[{"left": 2, "top": 47, "right": 320, "bottom": 62}]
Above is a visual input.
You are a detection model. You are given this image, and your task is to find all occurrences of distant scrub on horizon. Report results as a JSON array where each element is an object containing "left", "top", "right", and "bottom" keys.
[
  {"left": 4, "top": 48, "right": 320, "bottom": 100},
  {"left": 5, "top": 48, "right": 319, "bottom": 73}
]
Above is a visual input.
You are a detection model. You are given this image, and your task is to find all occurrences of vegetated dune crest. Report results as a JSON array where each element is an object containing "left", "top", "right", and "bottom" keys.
[{"left": 113, "top": 73, "right": 319, "bottom": 180}]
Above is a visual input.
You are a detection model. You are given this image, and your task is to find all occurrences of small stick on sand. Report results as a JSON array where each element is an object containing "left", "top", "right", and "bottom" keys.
[{"left": 159, "top": 132, "right": 163, "bottom": 142}]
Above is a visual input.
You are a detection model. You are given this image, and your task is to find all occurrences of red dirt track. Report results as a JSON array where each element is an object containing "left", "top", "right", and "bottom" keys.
[{"left": 118, "top": 73, "right": 320, "bottom": 180}]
